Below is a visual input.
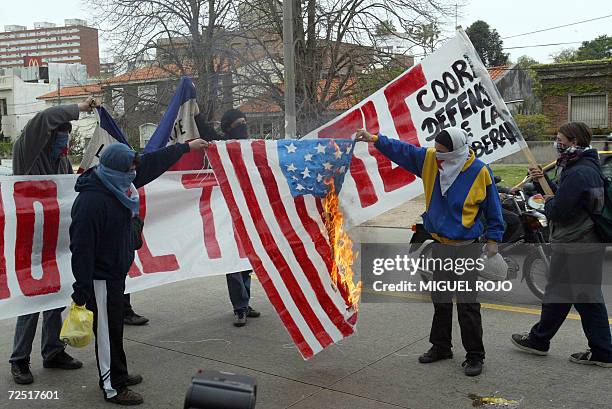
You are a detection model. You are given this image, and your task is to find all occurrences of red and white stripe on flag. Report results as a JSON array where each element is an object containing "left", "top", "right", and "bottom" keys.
[{"left": 207, "top": 140, "right": 357, "bottom": 359}]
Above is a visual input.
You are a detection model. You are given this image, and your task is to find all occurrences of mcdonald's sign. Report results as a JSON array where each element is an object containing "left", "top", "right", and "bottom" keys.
[{"left": 23, "top": 56, "right": 44, "bottom": 67}]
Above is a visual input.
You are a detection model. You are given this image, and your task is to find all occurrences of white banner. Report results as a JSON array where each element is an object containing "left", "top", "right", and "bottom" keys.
[
  {"left": 305, "top": 30, "right": 525, "bottom": 226},
  {"left": 0, "top": 171, "right": 250, "bottom": 320}
]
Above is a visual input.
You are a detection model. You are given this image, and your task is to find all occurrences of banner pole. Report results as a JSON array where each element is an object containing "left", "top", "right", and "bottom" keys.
[{"left": 519, "top": 146, "right": 554, "bottom": 195}]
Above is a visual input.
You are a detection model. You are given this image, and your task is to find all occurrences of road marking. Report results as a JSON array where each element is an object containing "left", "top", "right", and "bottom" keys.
[{"left": 362, "top": 288, "right": 612, "bottom": 324}]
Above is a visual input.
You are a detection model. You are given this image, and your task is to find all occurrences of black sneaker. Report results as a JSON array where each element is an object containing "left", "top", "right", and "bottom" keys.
[
  {"left": 106, "top": 388, "right": 144, "bottom": 405},
  {"left": 11, "top": 361, "right": 33, "bottom": 385},
  {"left": 124, "top": 313, "right": 149, "bottom": 326},
  {"left": 462, "top": 359, "right": 483, "bottom": 377},
  {"left": 233, "top": 311, "right": 247, "bottom": 327},
  {"left": 569, "top": 350, "right": 612, "bottom": 368},
  {"left": 247, "top": 306, "right": 261, "bottom": 318},
  {"left": 42, "top": 350, "right": 83, "bottom": 369},
  {"left": 418, "top": 348, "right": 453, "bottom": 364},
  {"left": 510, "top": 333, "right": 548, "bottom": 356},
  {"left": 126, "top": 374, "right": 143, "bottom": 386}
]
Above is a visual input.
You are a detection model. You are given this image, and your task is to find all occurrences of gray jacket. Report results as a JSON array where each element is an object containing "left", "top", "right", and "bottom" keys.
[{"left": 12, "top": 105, "right": 79, "bottom": 175}]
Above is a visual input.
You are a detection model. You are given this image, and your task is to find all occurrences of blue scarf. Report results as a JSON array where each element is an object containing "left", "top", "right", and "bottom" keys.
[
  {"left": 95, "top": 164, "right": 140, "bottom": 216},
  {"left": 51, "top": 133, "right": 69, "bottom": 160}
]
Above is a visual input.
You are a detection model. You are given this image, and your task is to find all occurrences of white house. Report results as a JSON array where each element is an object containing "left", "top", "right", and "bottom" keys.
[{"left": 0, "top": 74, "right": 54, "bottom": 139}]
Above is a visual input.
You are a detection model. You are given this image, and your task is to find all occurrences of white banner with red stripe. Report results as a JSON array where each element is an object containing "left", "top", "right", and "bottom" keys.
[
  {"left": 304, "top": 30, "right": 525, "bottom": 226},
  {"left": 0, "top": 171, "right": 250, "bottom": 320}
]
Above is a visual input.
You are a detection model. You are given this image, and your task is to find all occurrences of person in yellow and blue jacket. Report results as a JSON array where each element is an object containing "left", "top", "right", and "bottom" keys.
[{"left": 356, "top": 127, "right": 504, "bottom": 377}]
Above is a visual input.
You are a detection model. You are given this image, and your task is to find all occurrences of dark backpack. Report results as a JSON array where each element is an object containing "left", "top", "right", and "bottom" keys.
[{"left": 592, "top": 175, "right": 612, "bottom": 243}]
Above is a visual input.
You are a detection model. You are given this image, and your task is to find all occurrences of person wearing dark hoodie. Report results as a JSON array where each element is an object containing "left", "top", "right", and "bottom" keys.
[
  {"left": 70, "top": 139, "right": 207, "bottom": 405},
  {"left": 511, "top": 122, "right": 612, "bottom": 368},
  {"left": 195, "top": 109, "right": 261, "bottom": 327},
  {"left": 9, "top": 98, "right": 96, "bottom": 385}
]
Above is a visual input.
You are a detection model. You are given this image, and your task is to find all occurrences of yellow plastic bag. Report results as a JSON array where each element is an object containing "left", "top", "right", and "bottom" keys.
[{"left": 60, "top": 302, "right": 94, "bottom": 348}]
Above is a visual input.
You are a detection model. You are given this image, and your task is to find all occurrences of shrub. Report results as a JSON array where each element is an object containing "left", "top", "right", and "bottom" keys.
[
  {"left": 0, "top": 140, "right": 13, "bottom": 158},
  {"left": 513, "top": 114, "right": 552, "bottom": 141}
]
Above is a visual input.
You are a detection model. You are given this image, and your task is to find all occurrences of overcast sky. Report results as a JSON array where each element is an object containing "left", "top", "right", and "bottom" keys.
[{"left": 1, "top": 0, "right": 610, "bottom": 63}]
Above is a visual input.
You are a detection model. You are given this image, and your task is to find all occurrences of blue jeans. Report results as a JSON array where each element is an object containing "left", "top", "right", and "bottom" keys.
[
  {"left": 226, "top": 271, "right": 251, "bottom": 313},
  {"left": 10, "top": 308, "right": 66, "bottom": 364}
]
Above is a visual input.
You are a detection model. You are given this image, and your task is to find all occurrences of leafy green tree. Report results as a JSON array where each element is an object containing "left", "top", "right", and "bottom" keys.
[
  {"left": 575, "top": 35, "right": 612, "bottom": 60},
  {"left": 515, "top": 55, "right": 539, "bottom": 68},
  {"left": 466, "top": 20, "right": 509, "bottom": 66},
  {"left": 551, "top": 48, "right": 578, "bottom": 63}
]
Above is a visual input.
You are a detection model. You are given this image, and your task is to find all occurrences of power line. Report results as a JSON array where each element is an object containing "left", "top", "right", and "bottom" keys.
[
  {"left": 502, "top": 14, "right": 612, "bottom": 39},
  {"left": 504, "top": 41, "right": 584, "bottom": 50}
]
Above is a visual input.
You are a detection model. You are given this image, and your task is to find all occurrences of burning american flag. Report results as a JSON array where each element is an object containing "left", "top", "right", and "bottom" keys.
[{"left": 207, "top": 138, "right": 361, "bottom": 359}]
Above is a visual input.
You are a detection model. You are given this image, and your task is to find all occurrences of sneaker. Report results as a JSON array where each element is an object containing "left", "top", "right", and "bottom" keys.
[
  {"left": 510, "top": 333, "right": 548, "bottom": 356},
  {"left": 233, "top": 311, "right": 247, "bottom": 327},
  {"left": 10, "top": 361, "right": 33, "bottom": 385},
  {"left": 569, "top": 350, "right": 612, "bottom": 368},
  {"left": 462, "top": 359, "right": 483, "bottom": 377},
  {"left": 126, "top": 374, "right": 143, "bottom": 386},
  {"left": 42, "top": 350, "right": 83, "bottom": 369},
  {"left": 418, "top": 348, "right": 453, "bottom": 364},
  {"left": 247, "top": 306, "right": 261, "bottom": 318},
  {"left": 124, "top": 313, "right": 149, "bottom": 326},
  {"left": 106, "top": 388, "right": 144, "bottom": 405}
]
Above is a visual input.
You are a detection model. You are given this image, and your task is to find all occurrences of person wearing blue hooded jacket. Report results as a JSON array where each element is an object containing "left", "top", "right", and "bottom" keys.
[
  {"left": 511, "top": 122, "right": 612, "bottom": 368},
  {"left": 69, "top": 139, "right": 207, "bottom": 405}
]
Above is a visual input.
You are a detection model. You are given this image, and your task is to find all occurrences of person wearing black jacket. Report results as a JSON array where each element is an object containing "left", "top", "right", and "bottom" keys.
[
  {"left": 511, "top": 122, "right": 612, "bottom": 368},
  {"left": 195, "top": 109, "right": 261, "bottom": 327},
  {"left": 70, "top": 139, "right": 208, "bottom": 405}
]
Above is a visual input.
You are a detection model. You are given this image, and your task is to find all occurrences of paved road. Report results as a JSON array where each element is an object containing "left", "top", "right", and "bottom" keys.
[
  {"left": 0, "top": 207, "right": 610, "bottom": 409},
  {"left": 1, "top": 270, "right": 610, "bottom": 409}
]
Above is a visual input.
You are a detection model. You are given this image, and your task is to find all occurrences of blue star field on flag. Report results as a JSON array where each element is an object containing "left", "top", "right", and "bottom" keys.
[{"left": 278, "top": 139, "right": 355, "bottom": 198}]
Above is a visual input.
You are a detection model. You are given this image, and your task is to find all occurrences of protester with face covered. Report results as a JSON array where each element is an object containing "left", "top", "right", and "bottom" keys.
[
  {"left": 511, "top": 122, "right": 612, "bottom": 368},
  {"left": 356, "top": 127, "right": 504, "bottom": 377},
  {"left": 195, "top": 109, "right": 261, "bottom": 327},
  {"left": 69, "top": 138, "right": 207, "bottom": 405},
  {"left": 9, "top": 97, "right": 97, "bottom": 385}
]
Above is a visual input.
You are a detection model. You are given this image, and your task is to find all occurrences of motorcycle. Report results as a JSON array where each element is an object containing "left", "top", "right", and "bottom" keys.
[{"left": 408, "top": 178, "right": 551, "bottom": 300}]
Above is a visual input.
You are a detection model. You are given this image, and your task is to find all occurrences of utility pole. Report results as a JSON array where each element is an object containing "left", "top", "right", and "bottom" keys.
[
  {"left": 57, "top": 78, "right": 61, "bottom": 105},
  {"left": 455, "top": 3, "right": 458, "bottom": 29},
  {"left": 283, "top": 0, "right": 297, "bottom": 139}
]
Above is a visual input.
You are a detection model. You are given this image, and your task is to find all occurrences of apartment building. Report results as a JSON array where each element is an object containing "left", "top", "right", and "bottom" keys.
[{"left": 0, "top": 19, "right": 100, "bottom": 76}]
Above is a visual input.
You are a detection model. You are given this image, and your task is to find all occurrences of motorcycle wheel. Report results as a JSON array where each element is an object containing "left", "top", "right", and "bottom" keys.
[{"left": 523, "top": 251, "right": 549, "bottom": 300}]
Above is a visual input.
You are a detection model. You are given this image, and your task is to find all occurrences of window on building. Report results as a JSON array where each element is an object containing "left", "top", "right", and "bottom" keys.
[
  {"left": 112, "top": 88, "right": 125, "bottom": 115},
  {"left": 569, "top": 94, "right": 608, "bottom": 128},
  {"left": 139, "top": 123, "right": 157, "bottom": 148},
  {"left": 137, "top": 84, "right": 157, "bottom": 110},
  {"left": 0, "top": 99, "right": 8, "bottom": 116}
]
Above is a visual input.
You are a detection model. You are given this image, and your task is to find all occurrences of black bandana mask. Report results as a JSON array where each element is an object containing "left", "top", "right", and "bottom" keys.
[{"left": 228, "top": 123, "right": 249, "bottom": 140}]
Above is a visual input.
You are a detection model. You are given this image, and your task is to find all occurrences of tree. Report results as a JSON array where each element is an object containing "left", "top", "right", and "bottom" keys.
[
  {"left": 375, "top": 20, "right": 397, "bottom": 36},
  {"left": 551, "top": 48, "right": 577, "bottom": 63},
  {"left": 515, "top": 55, "right": 539, "bottom": 68},
  {"left": 465, "top": 20, "right": 509, "bottom": 67},
  {"left": 551, "top": 35, "right": 611, "bottom": 63},
  {"left": 91, "top": 0, "right": 457, "bottom": 135},
  {"left": 575, "top": 35, "right": 612, "bottom": 61},
  {"left": 232, "top": 0, "right": 456, "bottom": 133},
  {"left": 88, "top": 0, "right": 236, "bottom": 121}
]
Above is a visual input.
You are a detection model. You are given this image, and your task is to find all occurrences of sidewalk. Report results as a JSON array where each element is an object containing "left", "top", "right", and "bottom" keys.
[{"left": 1, "top": 272, "right": 610, "bottom": 409}]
